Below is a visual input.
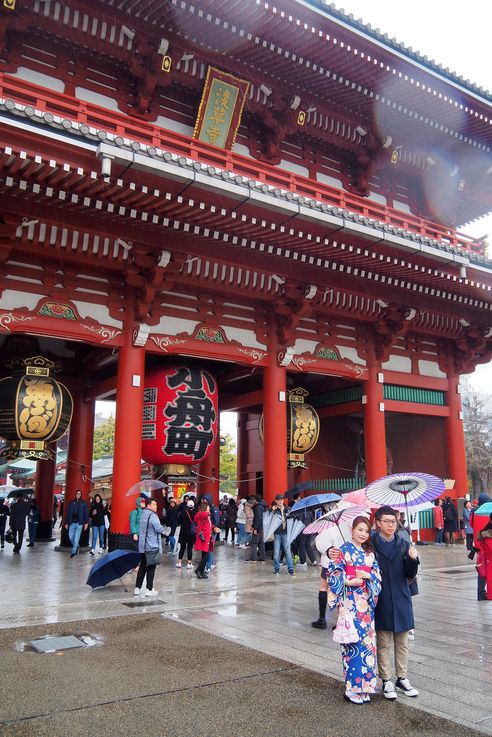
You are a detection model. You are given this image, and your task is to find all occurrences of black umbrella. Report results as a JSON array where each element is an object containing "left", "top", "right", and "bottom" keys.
[
  {"left": 7, "top": 488, "right": 34, "bottom": 499},
  {"left": 284, "top": 480, "right": 336, "bottom": 499},
  {"left": 86, "top": 549, "right": 141, "bottom": 591}
]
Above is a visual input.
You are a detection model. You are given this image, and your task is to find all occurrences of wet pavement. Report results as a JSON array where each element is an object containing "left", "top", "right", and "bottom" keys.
[{"left": 0, "top": 539, "right": 491, "bottom": 736}]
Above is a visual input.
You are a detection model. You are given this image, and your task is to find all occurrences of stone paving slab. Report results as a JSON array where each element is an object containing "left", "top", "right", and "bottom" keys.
[
  {"left": 0, "top": 615, "right": 486, "bottom": 737},
  {"left": 0, "top": 540, "right": 491, "bottom": 734}
]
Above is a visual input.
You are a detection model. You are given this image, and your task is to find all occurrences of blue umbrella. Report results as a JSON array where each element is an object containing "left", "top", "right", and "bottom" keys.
[
  {"left": 86, "top": 549, "right": 141, "bottom": 590},
  {"left": 475, "top": 502, "right": 492, "bottom": 517},
  {"left": 289, "top": 493, "right": 341, "bottom": 514}
]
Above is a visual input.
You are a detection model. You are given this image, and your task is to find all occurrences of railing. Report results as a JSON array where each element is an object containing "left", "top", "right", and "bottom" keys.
[
  {"left": 0, "top": 73, "right": 486, "bottom": 257},
  {"left": 310, "top": 478, "right": 365, "bottom": 492}
]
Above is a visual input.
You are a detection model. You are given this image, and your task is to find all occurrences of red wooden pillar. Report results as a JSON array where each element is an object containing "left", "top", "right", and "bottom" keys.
[
  {"left": 110, "top": 336, "right": 145, "bottom": 545},
  {"left": 263, "top": 354, "right": 287, "bottom": 504},
  {"left": 58, "top": 392, "right": 95, "bottom": 549},
  {"left": 237, "top": 412, "right": 249, "bottom": 499},
  {"left": 446, "top": 373, "right": 468, "bottom": 498},
  {"left": 35, "top": 442, "right": 57, "bottom": 540},
  {"left": 363, "top": 357, "right": 387, "bottom": 483},
  {"left": 199, "top": 414, "right": 220, "bottom": 505}
]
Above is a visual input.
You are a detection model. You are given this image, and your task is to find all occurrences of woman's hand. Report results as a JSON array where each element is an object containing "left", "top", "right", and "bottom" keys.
[
  {"left": 357, "top": 570, "right": 371, "bottom": 580},
  {"left": 328, "top": 547, "right": 341, "bottom": 561},
  {"left": 345, "top": 577, "right": 363, "bottom": 587}
]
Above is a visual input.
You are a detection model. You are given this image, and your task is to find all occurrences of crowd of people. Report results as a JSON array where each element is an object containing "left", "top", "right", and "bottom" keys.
[{"left": 2, "top": 483, "right": 492, "bottom": 704}]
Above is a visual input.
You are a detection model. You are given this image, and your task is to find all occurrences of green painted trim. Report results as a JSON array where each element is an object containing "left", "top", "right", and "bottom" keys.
[
  {"left": 311, "top": 385, "right": 363, "bottom": 408},
  {"left": 310, "top": 477, "right": 365, "bottom": 492},
  {"left": 383, "top": 384, "right": 445, "bottom": 406}
]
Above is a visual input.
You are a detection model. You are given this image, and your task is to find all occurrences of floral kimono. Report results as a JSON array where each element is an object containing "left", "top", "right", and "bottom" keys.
[{"left": 327, "top": 542, "right": 381, "bottom": 695}]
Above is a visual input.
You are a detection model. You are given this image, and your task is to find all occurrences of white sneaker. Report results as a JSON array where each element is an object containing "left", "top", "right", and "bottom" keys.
[
  {"left": 297, "top": 562, "right": 307, "bottom": 568},
  {"left": 89, "top": 550, "right": 95, "bottom": 556},
  {"left": 395, "top": 678, "right": 419, "bottom": 697},
  {"left": 408, "top": 629, "right": 415, "bottom": 641},
  {"left": 186, "top": 562, "right": 193, "bottom": 570},
  {"left": 175, "top": 561, "right": 182, "bottom": 568},
  {"left": 134, "top": 587, "right": 142, "bottom": 596},
  {"left": 382, "top": 681, "right": 398, "bottom": 700},
  {"left": 145, "top": 589, "right": 158, "bottom": 597}
]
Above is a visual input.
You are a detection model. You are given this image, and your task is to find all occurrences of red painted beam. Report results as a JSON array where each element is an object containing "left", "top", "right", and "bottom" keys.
[{"left": 384, "top": 400, "right": 450, "bottom": 417}]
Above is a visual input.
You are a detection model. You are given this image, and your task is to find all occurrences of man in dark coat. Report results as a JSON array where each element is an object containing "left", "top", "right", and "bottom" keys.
[
  {"left": 371, "top": 505, "right": 419, "bottom": 700},
  {"left": 9, "top": 494, "right": 31, "bottom": 553},
  {"left": 0, "top": 497, "right": 9, "bottom": 549},
  {"left": 246, "top": 495, "right": 267, "bottom": 562},
  {"left": 64, "top": 489, "right": 89, "bottom": 558}
]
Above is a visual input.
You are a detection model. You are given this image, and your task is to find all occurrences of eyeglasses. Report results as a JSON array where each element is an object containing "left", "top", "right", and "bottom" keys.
[{"left": 380, "top": 518, "right": 397, "bottom": 525}]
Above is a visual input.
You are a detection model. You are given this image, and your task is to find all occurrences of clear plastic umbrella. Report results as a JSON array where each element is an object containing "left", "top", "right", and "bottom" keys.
[
  {"left": 126, "top": 480, "right": 168, "bottom": 496},
  {"left": 262, "top": 510, "right": 283, "bottom": 541},
  {"left": 287, "top": 517, "right": 305, "bottom": 546}
]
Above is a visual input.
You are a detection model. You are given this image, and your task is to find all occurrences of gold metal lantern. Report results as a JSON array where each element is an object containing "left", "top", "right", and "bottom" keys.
[
  {"left": 259, "top": 387, "right": 320, "bottom": 469},
  {"left": 0, "top": 356, "right": 73, "bottom": 460}
]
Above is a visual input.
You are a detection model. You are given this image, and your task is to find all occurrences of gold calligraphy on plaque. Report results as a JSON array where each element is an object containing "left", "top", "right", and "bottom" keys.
[{"left": 193, "top": 67, "right": 249, "bottom": 151}]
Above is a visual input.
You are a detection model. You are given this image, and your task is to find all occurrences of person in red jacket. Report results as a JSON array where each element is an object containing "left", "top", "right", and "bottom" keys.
[
  {"left": 433, "top": 499, "right": 444, "bottom": 544},
  {"left": 476, "top": 513, "right": 492, "bottom": 601},
  {"left": 472, "top": 494, "right": 491, "bottom": 601},
  {"left": 194, "top": 499, "right": 215, "bottom": 580}
]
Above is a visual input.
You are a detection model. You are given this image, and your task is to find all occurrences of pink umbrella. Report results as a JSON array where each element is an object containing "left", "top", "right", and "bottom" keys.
[
  {"left": 303, "top": 504, "right": 368, "bottom": 537},
  {"left": 343, "top": 488, "right": 380, "bottom": 510}
]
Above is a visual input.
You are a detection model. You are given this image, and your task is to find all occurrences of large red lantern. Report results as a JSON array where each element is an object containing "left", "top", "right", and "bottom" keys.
[{"left": 142, "top": 366, "right": 218, "bottom": 466}]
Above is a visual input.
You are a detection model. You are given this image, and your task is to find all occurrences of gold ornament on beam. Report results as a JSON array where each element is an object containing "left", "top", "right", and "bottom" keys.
[
  {"left": 3, "top": 0, "right": 16, "bottom": 10},
  {"left": 161, "top": 56, "right": 172, "bottom": 73},
  {"left": 297, "top": 111, "right": 306, "bottom": 126}
]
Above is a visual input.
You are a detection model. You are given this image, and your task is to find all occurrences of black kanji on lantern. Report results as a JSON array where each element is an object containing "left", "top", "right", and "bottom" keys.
[
  {"left": 166, "top": 366, "right": 216, "bottom": 394},
  {"left": 164, "top": 426, "right": 214, "bottom": 460},
  {"left": 163, "top": 368, "right": 216, "bottom": 460}
]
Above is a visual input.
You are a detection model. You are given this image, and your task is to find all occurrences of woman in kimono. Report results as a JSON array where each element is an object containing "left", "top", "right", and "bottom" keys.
[{"left": 327, "top": 516, "right": 381, "bottom": 704}]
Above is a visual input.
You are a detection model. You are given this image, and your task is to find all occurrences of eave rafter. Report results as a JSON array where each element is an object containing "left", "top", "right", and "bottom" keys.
[{"left": 1, "top": 137, "right": 491, "bottom": 324}]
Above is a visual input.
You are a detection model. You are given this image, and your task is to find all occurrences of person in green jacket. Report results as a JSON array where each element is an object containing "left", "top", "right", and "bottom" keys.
[{"left": 130, "top": 497, "right": 146, "bottom": 549}]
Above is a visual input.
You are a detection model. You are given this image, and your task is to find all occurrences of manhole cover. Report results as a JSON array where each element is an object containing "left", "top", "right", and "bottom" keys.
[
  {"left": 29, "top": 635, "right": 87, "bottom": 653},
  {"left": 122, "top": 599, "right": 165, "bottom": 608}
]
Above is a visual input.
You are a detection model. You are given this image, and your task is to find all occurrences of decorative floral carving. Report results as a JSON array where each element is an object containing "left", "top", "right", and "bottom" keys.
[
  {"left": 38, "top": 302, "right": 76, "bottom": 320},
  {"left": 236, "top": 347, "right": 267, "bottom": 364},
  {"left": 195, "top": 326, "right": 226, "bottom": 343},
  {"left": 0, "top": 313, "right": 35, "bottom": 332},
  {"left": 316, "top": 346, "right": 340, "bottom": 361},
  {"left": 82, "top": 324, "right": 122, "bottom": 344},
  {"left": 151, "top": 335, "right": 187, "bottom": 352}
]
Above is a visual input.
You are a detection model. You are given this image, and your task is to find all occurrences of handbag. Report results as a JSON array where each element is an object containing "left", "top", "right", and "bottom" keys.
[
  {"left": 145, "top": 549, "right": 162, "bottom": 565},
  {"left": 144, "top": 513, "right": 162, "bottom": 566},
  {"left": 5, "top": 528, "right": 15, "bottom": 545},
  {"left": 333, "top": 592, "right": 359, "bottom": 645}
]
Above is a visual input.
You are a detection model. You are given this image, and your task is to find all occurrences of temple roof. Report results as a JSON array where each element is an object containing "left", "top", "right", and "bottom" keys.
[{"left": 306, "top": 1, "right": 491, "bottom": 102}]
